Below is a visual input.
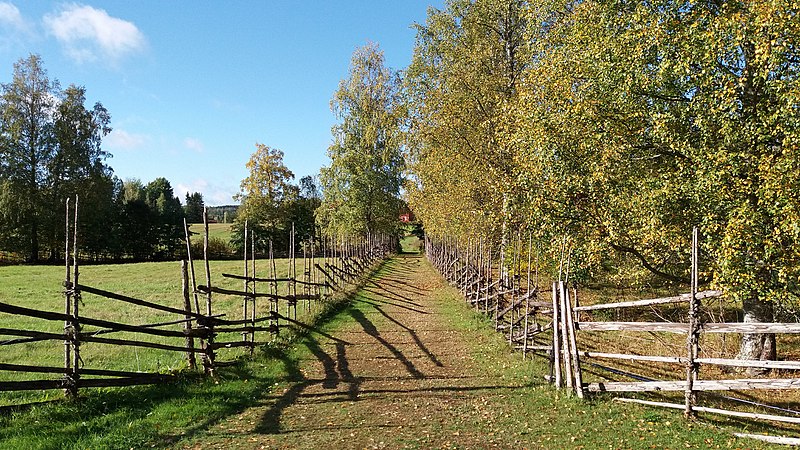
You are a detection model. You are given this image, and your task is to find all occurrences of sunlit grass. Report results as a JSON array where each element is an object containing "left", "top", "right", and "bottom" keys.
[
  {"left": 0, "top": 257, "right": 325, "bottom": 406},
  {"left": 188, "top": 223, "right": 233, "bottom": 243},
  {"left": 0, "top": 252, "right": 379, "bottom": 449}
]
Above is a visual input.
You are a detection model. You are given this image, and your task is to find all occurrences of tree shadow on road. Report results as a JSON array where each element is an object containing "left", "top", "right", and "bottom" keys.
[{"left": 348, "top": 307, "right": 425, "bottom": 379}]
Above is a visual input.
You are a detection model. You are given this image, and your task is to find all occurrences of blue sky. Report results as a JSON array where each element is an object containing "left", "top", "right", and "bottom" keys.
[{"left": 0, "top": 1, "right": 442, "bottom": 205}]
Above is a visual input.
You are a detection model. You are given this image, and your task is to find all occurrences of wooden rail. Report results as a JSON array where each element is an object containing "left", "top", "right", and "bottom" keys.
[
  {"left": 425, "top": 228, "right": 800, "bottom": 437},
  {"left": 0, "top": 198, "right": 397, "bottom": 402}
]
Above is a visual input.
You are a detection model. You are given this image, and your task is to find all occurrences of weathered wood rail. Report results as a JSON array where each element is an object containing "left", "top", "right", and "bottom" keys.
[
  {"left": 425, "top": 228, "right": 800, "bottom": 435},
  {"left": 0, "top": 197, "right": 395, "bottom": 401}
]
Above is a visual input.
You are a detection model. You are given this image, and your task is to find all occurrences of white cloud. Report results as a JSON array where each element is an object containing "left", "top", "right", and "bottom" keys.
[
  {"left": 0, "top": 2, "right": 26, "bottom": 30},
  {"left": 0, "top": 2, "right": 34, "bottom": 49},
  {"left": 177, "top": 179, "right": 237, "bottom": 206},
  {"left": 43, "top": 4, "right": 145, "bottom": 64},
  {"left": 106, "top": 129, "right": 147, "bottom": 150},
  {"left": 183, "top": 137, "right": 205, "bottom": 153}
]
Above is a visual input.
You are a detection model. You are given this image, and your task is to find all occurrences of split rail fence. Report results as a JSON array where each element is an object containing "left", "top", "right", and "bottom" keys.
[
  {"left": 0, "top": 197, "right": 394, "bottom": 400},
  {"left": 426, "top": 228, "right": 800, "bottom": 432}
]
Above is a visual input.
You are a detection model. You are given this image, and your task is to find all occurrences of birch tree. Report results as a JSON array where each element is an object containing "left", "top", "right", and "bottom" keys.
[{"left": 318, "top": 43, "right": 405, "bottom": 236}]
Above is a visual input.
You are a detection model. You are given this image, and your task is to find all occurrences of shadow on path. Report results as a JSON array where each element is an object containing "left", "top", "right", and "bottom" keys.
[
  {"left": 370, "top": 304, "right": 444, "bottom": 367},
  {"left": 249, "top": 252, "right": 444, "bottom": 437},
  {"left": 349, "top": 307, "right": 425, "bottom": 379}
]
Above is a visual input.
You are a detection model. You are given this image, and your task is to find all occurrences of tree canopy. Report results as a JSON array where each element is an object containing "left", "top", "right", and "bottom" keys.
[
  {"left": 232, "top": 143, "right": 319, "bottom": 254},
  {"left": 0, "top": 54, "right": 114, "bottom": 262},
  {"left": 403, "top": 0, "right": 800, "bottom": 362}
]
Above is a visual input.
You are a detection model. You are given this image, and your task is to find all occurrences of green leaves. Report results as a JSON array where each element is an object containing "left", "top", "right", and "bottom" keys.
[
  {"left": 235, "top": 143, "right": 295, "bottom": 228},
  {"left": 318, "top": 43, "right": 405, "bottom": 237},
  {"left": 405, "top": 0, "right": 800, "bottom": 310},
  {"left": 0, "top": 55, "right": 114, "bottom": 262}
]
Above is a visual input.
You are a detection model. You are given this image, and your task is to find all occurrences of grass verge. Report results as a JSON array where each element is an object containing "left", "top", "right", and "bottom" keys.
[{"left": 431, "top": 261, "right": 783, "bottom": 449}]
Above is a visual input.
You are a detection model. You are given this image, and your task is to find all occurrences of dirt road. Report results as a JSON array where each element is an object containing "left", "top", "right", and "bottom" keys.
[{"left": 181, "top": 253, "right": 538, "bottom": 449}]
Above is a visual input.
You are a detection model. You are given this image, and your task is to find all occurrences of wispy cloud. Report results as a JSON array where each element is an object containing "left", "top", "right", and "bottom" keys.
[
  {"left": 43, "top": 4, "right": 145, "bottom": 64},
  {"left": 183, "top": 137, "right": 205, "bottom": 153},
  {"left": 0, "top": 2, "right": 34, "bottom": 48},
  {"left": 106, "top": 129, "right": 147, "bottom": 150},
  {"left": 177, "top": 179, "right": 238, "bottom": 206},
  {"left": 0, "top": 2, "right": 27, "bottom": 30}
]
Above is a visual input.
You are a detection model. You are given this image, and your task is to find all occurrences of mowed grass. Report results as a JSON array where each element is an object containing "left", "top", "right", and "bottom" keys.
[
  {"left": 188, "top": 223, "right": 233, "bottom": 243},
  {"left": 0, "top": 254, "right": 371, "bottom": 449},
  {"left": 0, "top": 257, "right": 317, "bottom": 406}
]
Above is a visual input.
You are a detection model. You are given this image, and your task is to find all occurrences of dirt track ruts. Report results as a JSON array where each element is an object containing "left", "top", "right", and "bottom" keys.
[{"left": 181, "top": 253, "right": 533, "bottom": 449}]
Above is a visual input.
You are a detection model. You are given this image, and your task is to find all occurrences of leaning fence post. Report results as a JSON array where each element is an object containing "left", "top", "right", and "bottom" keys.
[{"left": 685, "top": 227, "right": 700, "bottom": 418}]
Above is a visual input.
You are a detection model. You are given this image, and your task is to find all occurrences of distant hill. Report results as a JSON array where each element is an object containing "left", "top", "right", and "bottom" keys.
[{"left": 206, "top": 205, "right": 239, "bottom": 223}]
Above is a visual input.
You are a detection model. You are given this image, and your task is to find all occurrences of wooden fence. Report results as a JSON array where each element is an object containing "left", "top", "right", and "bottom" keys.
[
  {"left": 425, "top": 229, "right": 800, "bottom": 439},
  {"left": 0, "top": 197, "right": 395, "bottom": 399}
]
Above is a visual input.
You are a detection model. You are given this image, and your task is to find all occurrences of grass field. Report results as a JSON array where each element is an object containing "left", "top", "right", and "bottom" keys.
[
  {"left": 188, "top": 223, "right": 233, "bottom": 243},
  {"left": 0, "top": 257, "right": 311, "bottom": 406}
]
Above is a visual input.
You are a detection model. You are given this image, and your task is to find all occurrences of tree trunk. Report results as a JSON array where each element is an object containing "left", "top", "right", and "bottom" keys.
[
  {"left": 29, "top": 219, "right": 39, "bottom": 263},
  {"left": 737, "top": 296, "right": 776, "bottom": 375}
]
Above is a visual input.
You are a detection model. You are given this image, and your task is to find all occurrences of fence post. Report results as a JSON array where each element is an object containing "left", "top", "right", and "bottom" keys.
[
  {"left": 270, "top": 239, "right": 279, "bottom": 339},
  {"left": 685, "top": 227, "right": 700, "bottom": 418},
  {"left": 495, "top": 246, "right": 501, "bottom": 331},
  {"left": 183, "top": 218, "right": 206, "bottom": 366},
  {"left": 63, "top": 198, "right": 74, "bottom": 397},
  {"left": 559, "top": 281, "right": 573, "bottom": 391},
  {"left": 70, "top": 196, "right": 81, "bottom": 397},
  {"left": 564, "top": 283, "right": 584, "bottom": 398},
  {"left": 181, "top": 260, "right": 197, "bottom": 370},
  {"left": 250, "top": 232, "right": 257, "bottom": 353},
  {"left": 242, "top": 220, "right": 249, "bottom": 344},
  {"left": 523, "top": 234, "right": 532, "bottom": 359},
  {"left": 202, "top": 208, "right": 216, "bottom": 376},
  {"left": 291, "top": 223, "right": 297, "bottom": 320},
  {"left": 552, "top": 281, "right": 562, "bottom": 388}
]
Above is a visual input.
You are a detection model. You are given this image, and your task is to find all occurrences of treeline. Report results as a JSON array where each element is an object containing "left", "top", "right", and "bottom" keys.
[
  {"left": 233, "top": 46, "right": 408, "bottom": 248},
  {"left": 401, "top": 0, "right": 799, "bottom": 361},
  {"left": 0, "top": 55, "right": 212, "bottom": 262},
  {"left": 0, "top": 54, "right": 345, "bottom": 264}
]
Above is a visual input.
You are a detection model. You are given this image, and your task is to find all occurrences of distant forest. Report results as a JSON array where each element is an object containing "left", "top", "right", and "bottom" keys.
[{"left": 206, "top": 206, "right": 238, "bottom": 224}]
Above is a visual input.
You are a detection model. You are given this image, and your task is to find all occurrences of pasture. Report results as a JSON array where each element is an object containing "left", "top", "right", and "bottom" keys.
[
  {"left": 0, "top": 258, "right": 297, "bottom": 406},
  {"left": 187, "top": 223, "right": 233, "bottom": 242}
]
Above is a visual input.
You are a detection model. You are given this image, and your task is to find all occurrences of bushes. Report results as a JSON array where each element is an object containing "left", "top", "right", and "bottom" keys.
[{"left": 189, "top": 237, "right": 235, "bottom": 260}]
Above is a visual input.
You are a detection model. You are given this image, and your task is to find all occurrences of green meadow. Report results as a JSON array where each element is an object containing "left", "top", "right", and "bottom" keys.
[{"left": 0, "top": 257, "right": 308, "bottom": 406}]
